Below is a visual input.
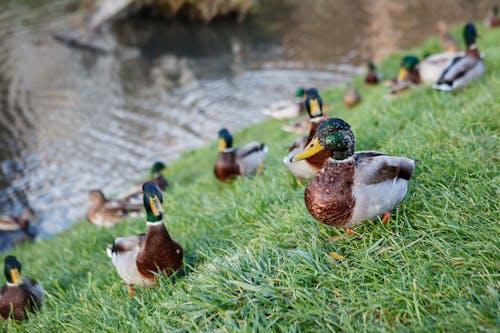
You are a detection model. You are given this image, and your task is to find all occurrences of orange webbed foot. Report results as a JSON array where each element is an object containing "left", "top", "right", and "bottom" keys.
[{"left": 381, "top": 212, "right": 390, "bottom": 224}]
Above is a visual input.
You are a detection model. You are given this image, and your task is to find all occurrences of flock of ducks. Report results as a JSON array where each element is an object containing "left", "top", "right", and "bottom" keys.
[{"left": 0, "top": 15, "right": 496, "bottom": 321}]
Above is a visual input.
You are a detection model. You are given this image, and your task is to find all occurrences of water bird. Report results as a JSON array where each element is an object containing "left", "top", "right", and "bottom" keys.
[
  {"left": 107, "top": 182, "right": 183, "bottom": 296},
  {"left": 343, "top": 83, "right": 361, "bottom": 107},
  {"left": 434, "top": 23, "right": 484, "bottom": 91},
  {"left": 262, "top": 87, "right": 306, "bottom": 120},
  {"left": 87, "top": 190, "right": 142, "bottom": 227},
  {"left": 119, "top": 161, "right": 169, "bottom": 204},
  {"left": 484, "top": 5, "right": 500, "bottom": 27},
  {"left": 0, "top": 209, "right": 36, "bottom": 237},
  {"left": 283, "top": 88, "right": 331, "bottom": 182},
  {"left": 214, "top": 128, "right": 267, "bottom": 182},
  {"left": 386, "top": 55, "right": 421, "bottom": 94},
  {"left": 291, "top": 118, "right": 415, "bottom": 230},
  {"left": 364, "top": 62, "right": 381, "bottom": 85},
  {"left": 436, "top": 21, "right": 459, "bottom": 52},
  {"left": 0, "top": 256, "right": 44, "bottom": 320}
]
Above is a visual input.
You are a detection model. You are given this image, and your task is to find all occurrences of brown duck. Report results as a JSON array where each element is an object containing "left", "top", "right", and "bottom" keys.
[
  {"left": 87, "top": 190, "right": 142, "bottom": 227},
  {"left": 107, "top": 182, "right": 183, "bottom": 296},
  {"left": 214, "top": 128, "right": 267, "bottom": 182},
  {"left": 283, "top": 88, "right": 331, "bottom": 181},
  {"left": 291, "top": 118, "right": 415, "bottom": 229},
  {"left": 0, "top": 256, "right": 44, "bottom": 320},
  {"left": 0, "top": 209, "right": 35, "bottom": 238},
  {"left": 343, "top": 83, "right": 361, "bottom": 107}
]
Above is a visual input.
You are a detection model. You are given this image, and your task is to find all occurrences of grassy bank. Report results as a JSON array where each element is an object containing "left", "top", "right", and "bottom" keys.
[{"left": 2, "top": 24, "right": 498, "bottom": 332}]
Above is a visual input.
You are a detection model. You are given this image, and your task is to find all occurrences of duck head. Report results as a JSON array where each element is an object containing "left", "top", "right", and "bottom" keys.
[
  {"left": 143, "top": 182, "right": 164, "bottom": 222},
  {"left": 398, "top": 55, "right": 420, "bottom": 81},
  {"left": 292, "top": 118, "right": 355, "bottom": 162},
  {"left": 150, "top": 161, "right": 166, "bottom": 175},
  {"left": 4, "top": 256, "right": 23, "bottom": 285},
  {"left": 367, "top": 61, "right": 377, "bottom": 71},
  {"left": 295, "top": 87, "right": 306, "bottom": 98},
  {"left": 217, "top": 128, "right": 233, "bottom": 152},
  {"left": 88, "top": 190, "right": 106, "bottom": 204},
  {"left": 305, "top": 88, "right": 323, "bottom": 119},
  {"left": 463, "top": 22, "right": 478, "bottom": 47}
]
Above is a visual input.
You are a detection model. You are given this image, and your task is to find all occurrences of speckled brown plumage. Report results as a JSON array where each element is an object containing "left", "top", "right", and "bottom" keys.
[
  {"left": 0, "top": 279, "right": 42, "bottom": 320},
  {"left": 214, "top": 151, "right": 240, "bottom": 182},
  {"left": 304, "top": 158, "right": 356, "bottom": 226}
]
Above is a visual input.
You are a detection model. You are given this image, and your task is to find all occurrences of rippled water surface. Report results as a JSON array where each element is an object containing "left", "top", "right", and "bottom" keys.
[{"left": 0, "top": 0, "right": 489, "bottom": 249}]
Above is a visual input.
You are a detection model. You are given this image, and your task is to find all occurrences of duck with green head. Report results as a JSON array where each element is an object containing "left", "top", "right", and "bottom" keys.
[
  {"left": 387, "top": 55, "right": 421, "bottom": 94},
  {"left": 262, "top": 87, "right": 306, "bottom": 119},
  {"left": 484, "top": 5, "right": 500, "bottom": 28},
  {"left": 214, "top": 128, "right": 267, "bottom": 182},
  {"left": 434, "top": 23, "right": 484, "bottom": 91},
  {"left": 291, "top": 118, "right": 415, "bottom": 228},
  {"left": 283, "top": 88, "right": 331, "bottom": 182},
  {"left": 364, "top": 61, "right": 381, "bottom": 85},
  {"left": 107, "top": 182, "right": 183, "bottom": 296},
  {"left": 119, "top": 161, "right": 169, "bottom": 204},
  {"left": 0, "top": 256, "right": 44, "bottom": 320}
]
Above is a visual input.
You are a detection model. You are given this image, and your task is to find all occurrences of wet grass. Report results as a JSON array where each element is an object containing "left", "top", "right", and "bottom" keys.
[{"left": 1, "top": 24, "right": 499, "bottom": 332}]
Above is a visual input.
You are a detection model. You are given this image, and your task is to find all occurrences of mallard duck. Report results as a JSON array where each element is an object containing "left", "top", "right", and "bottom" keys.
[
  {"left": 419, "top": 51, "right": 465, "bottom": 84},
  {"left": 485, "top": 5, "right": 500, "bottom": 28},
  {"left": 107, "top": 182, "right": 183, "bottom": 296},
  {"left": 386, "top": 55, "right": 421, "bottom": 95},
  {"left": 214, "top": 128, "right": 267, "bottom": 182},
  {"left": 436, "top": 21, "right": 459, "bottom": 52},
  {"left": 0, "top": 209, "right": 35, "bottom": 238},
  {"left": 283, "top": 88, "right": 331, "bottom": 181},
  {"left": 262, "top": 88, "right": 306, "bottom": 119},
  {"left": 343, "top": 83, "right": 361, "bottom": 107},
  {"left": 119, "top": 161, "right": 168, "bottom": 204},
  {"left": 291, "top": 118, "right": 415, "bottom": 228},
  {"left": 87, "top": 190, "right": 142, "bottom": 227},
  {"left": 0, "top": 256, "right": 44, "bottom": 320},
  {"left": 434, "top": 23, "right": 484, "bottom": 91},
  {"left": 364, "top": 61, "right": 381, "bottom": 85}
]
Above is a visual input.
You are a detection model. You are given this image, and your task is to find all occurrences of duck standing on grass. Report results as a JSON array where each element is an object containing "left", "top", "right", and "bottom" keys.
[
  {"left": 107, "top": 182, "right": 183, "bottom": 297},
  {"left": 484, "top": 5, "right": 500, "bottom": 28},
  {"left": 214, "top": 128, "right": 267, "bottom": 182},
  {"left": 291, "top": 118, "right": 415, "bottom": 232},
  {"left": 0, "top": 256, "right": 44, "bottom": 320},
  {"left": 283, "top": 88, "right": 330, "bottom": 182},
  {"left": 87, "top": 190, "right": 142, "bottom": 227},
  {"left": 364, "top": 62, "right": 381, "bottom": 85},
  {"left": 343, "top": 83, "right": 361, "bottom": 107},
  {"left": 119, "top": 161, "right": 169, "bottom": 204},
  {"left": 387, "top": 55, "right": 421, "bottom": 95},
  {"left": 434, "top": 23, "right": 484, "bottom": 91}
]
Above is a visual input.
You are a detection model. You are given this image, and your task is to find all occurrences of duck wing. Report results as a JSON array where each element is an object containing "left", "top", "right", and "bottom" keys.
[
  {"left": 235, "top": 142, "right": 267, "bottom": 175},
  {"left": 104, "top": 199, "right": 142, "bottom": 213},
  {"left": 108, "top": 233, "right": 146, "bottom": 256},
  {"left": 354, "top": 151, "right": 415, "bottom": 184},
  {"left": 437, "top": 55, "right": 480, "bottom": 84}
]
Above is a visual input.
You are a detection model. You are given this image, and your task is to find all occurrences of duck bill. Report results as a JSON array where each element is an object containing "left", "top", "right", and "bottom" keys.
[
  {"left": 397, "top": 67, "right": 408, "bottom": 81},
  {"left": 217, "top": 138, "right": 226, "bottom": 152},
  {"left": 10, "top": 268, "right": 22, "bottom": 284},
  {"left": 291, "top": 138, "right": 326, "bottom": 162},
  {"left": 308, "top": 98, "right": 322, "bottom": 117},
  {"left": 149, "top": 195, "right": 164, "bottom": 217}
]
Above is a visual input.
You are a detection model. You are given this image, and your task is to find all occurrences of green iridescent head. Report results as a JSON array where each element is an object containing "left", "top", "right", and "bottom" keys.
[
  {"left": 4, "top": 256, "right": 23, "bottom": 285},
  {"left": 400, "top": 55, "right": 420, "bottom": 69},
  {"left": 368, "top": 61, "right": 377, "bottom": 71},
  {"left": 463, "top": 22, "right": 477, "bottom": 47},
  {"left": 292, "top": 118, "right": 355, "bottom": 161},
  {"left": 150, "top": 161, "right": 166, "bottom": 175},
  {"left": 143, "top": 182, "right": 164, "bottom": 222},
  {"left": 295, "top": 87, "right": 306, "bottom": 98}
]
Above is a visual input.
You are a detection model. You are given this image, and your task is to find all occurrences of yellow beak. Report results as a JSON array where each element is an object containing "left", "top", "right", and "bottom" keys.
[
  {"left": 10, "top": 268, "right": 22, "bottom": 284},
  {"left": 149, "top": 195, "right": 164, "bottom": 217},
  {"left": 291, "top": 138, "right": 326, "bottom": 162},
  {"left": 397, "top": 67, "right": 408, "bottom": 81},
  {"left": 308, "top": 98, "right": 322, "bottom": 117},
  {"left": 217, "top": 138, "right": 226, "bottom": 152}
]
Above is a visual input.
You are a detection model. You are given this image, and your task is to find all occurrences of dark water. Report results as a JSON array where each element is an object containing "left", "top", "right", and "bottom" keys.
[{"left": 0, "top": 0, "right": 489, "bottom": 250}]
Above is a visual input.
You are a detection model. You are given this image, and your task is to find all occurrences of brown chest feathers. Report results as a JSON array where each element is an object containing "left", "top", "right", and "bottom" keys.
[
  {"left": 214, "top": 151, "right": 240, "bottom": 182},
  {"left": 136, "top": 223, "right": 183, "bottom": 280},
  {"left": 305, "top": 158, "right": 356, "bottom": 227},
  {"left": 0, "top": 283, "right": 41, "bottom": 320}
]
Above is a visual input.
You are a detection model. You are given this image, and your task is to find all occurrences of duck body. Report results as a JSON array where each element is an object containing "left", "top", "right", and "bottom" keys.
[
  {"left": 87, "top": 190, "right": 142, "bottom": 227},
  {"left": 365, "top": 62, "right": 381, "bottom": 85},
  {"left": 262, "top": 88, "right": 305, "bottom": 120},
  {"left": 418, "top": 51, "right": 465, "bottom": 84},
  {"left": 107, "top": 182, "right": 183, "bottom": 295},
  {"left": 305, "top": 152, "right": 414, "bottom": 227},
  {"left": 485, "top": 5, "right": 500, "bottom": 27},
  {"left": 0, "top": 256, "right": 44, "bottom": 321},
  {"left": 434, "top": 23, "right": 484, "bottom": 91},
  {"left": 343, "top": 84, "right": 361, "bottom": 107},
  {"left": 0, "top": 209, "right": 34, "bottom": 234}
]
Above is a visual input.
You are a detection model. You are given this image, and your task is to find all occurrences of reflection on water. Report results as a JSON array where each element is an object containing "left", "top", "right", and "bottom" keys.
[{"left": 0, "top": 0, "right": 488, "bottom": 249}]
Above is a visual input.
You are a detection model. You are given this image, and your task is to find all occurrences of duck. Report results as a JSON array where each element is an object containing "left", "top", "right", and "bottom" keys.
[
  {"left": 262, "top": 88, "right": 306, "bottom": 120},
  {"left": 0, "top": 209, "right": 36, "bottom": 238},
  {"left": 418, "top": 51, "right": 465, "bottom": 84},
  {"left": 87, "top": 190, "right": 142, "bottom": 227},
  {"left": 107, "top": 182, "right": 183, "bottom": 296},
  {"left": 214, "top": 128, "right": 267, "bottom": 182},
  {"left": 436, "top": 21, "right": 459, "bottom": 52},
  {"left": 343, "top": 83, "right": 361, "bottom": 107},
  {"left": 0, "top": 256, "right": 44, "bottom": 320},
  {"left": 283, "top": 88, "right": 331, "bottom": 182},
  {"left": 364, "top": 61, "right": 381, "bottom": 85},
  {"left": 291, "top": 118, "right": 415, "bottom": 229},
  {"left": 386, "top": 55, "right": 422, "bottom": 95},
  {"left": 434, "top": 23, "right": 484, "bottom": 91},
  {"left": 484, "top": 5, "right": 500, "bottom": 28},
  {"left": 119, "top": 161, "right": 169, "bottom": 204}
]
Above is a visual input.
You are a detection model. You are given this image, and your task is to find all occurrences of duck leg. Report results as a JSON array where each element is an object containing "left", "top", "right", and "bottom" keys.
[
  {"left": 381, "top": 212, "right": 390, "bottom": 224},
  {"left": 296, "top": 178, "right": 303, "bottom": 186},
  {"left": 255, "top": 163, "right": 265, "bottom": 176},
  {"left": 127, "top": 285, "right": 135, "bottom": 297}
]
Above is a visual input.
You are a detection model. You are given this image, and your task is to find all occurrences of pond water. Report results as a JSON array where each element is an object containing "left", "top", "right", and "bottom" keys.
[{"left": 0, "top": 0, "right": 490, "bottom": 250}]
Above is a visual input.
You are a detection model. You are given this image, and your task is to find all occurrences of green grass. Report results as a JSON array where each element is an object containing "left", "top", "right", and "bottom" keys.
[{"left": 2, "top": 24, "right": 499, "bottom": 332}]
